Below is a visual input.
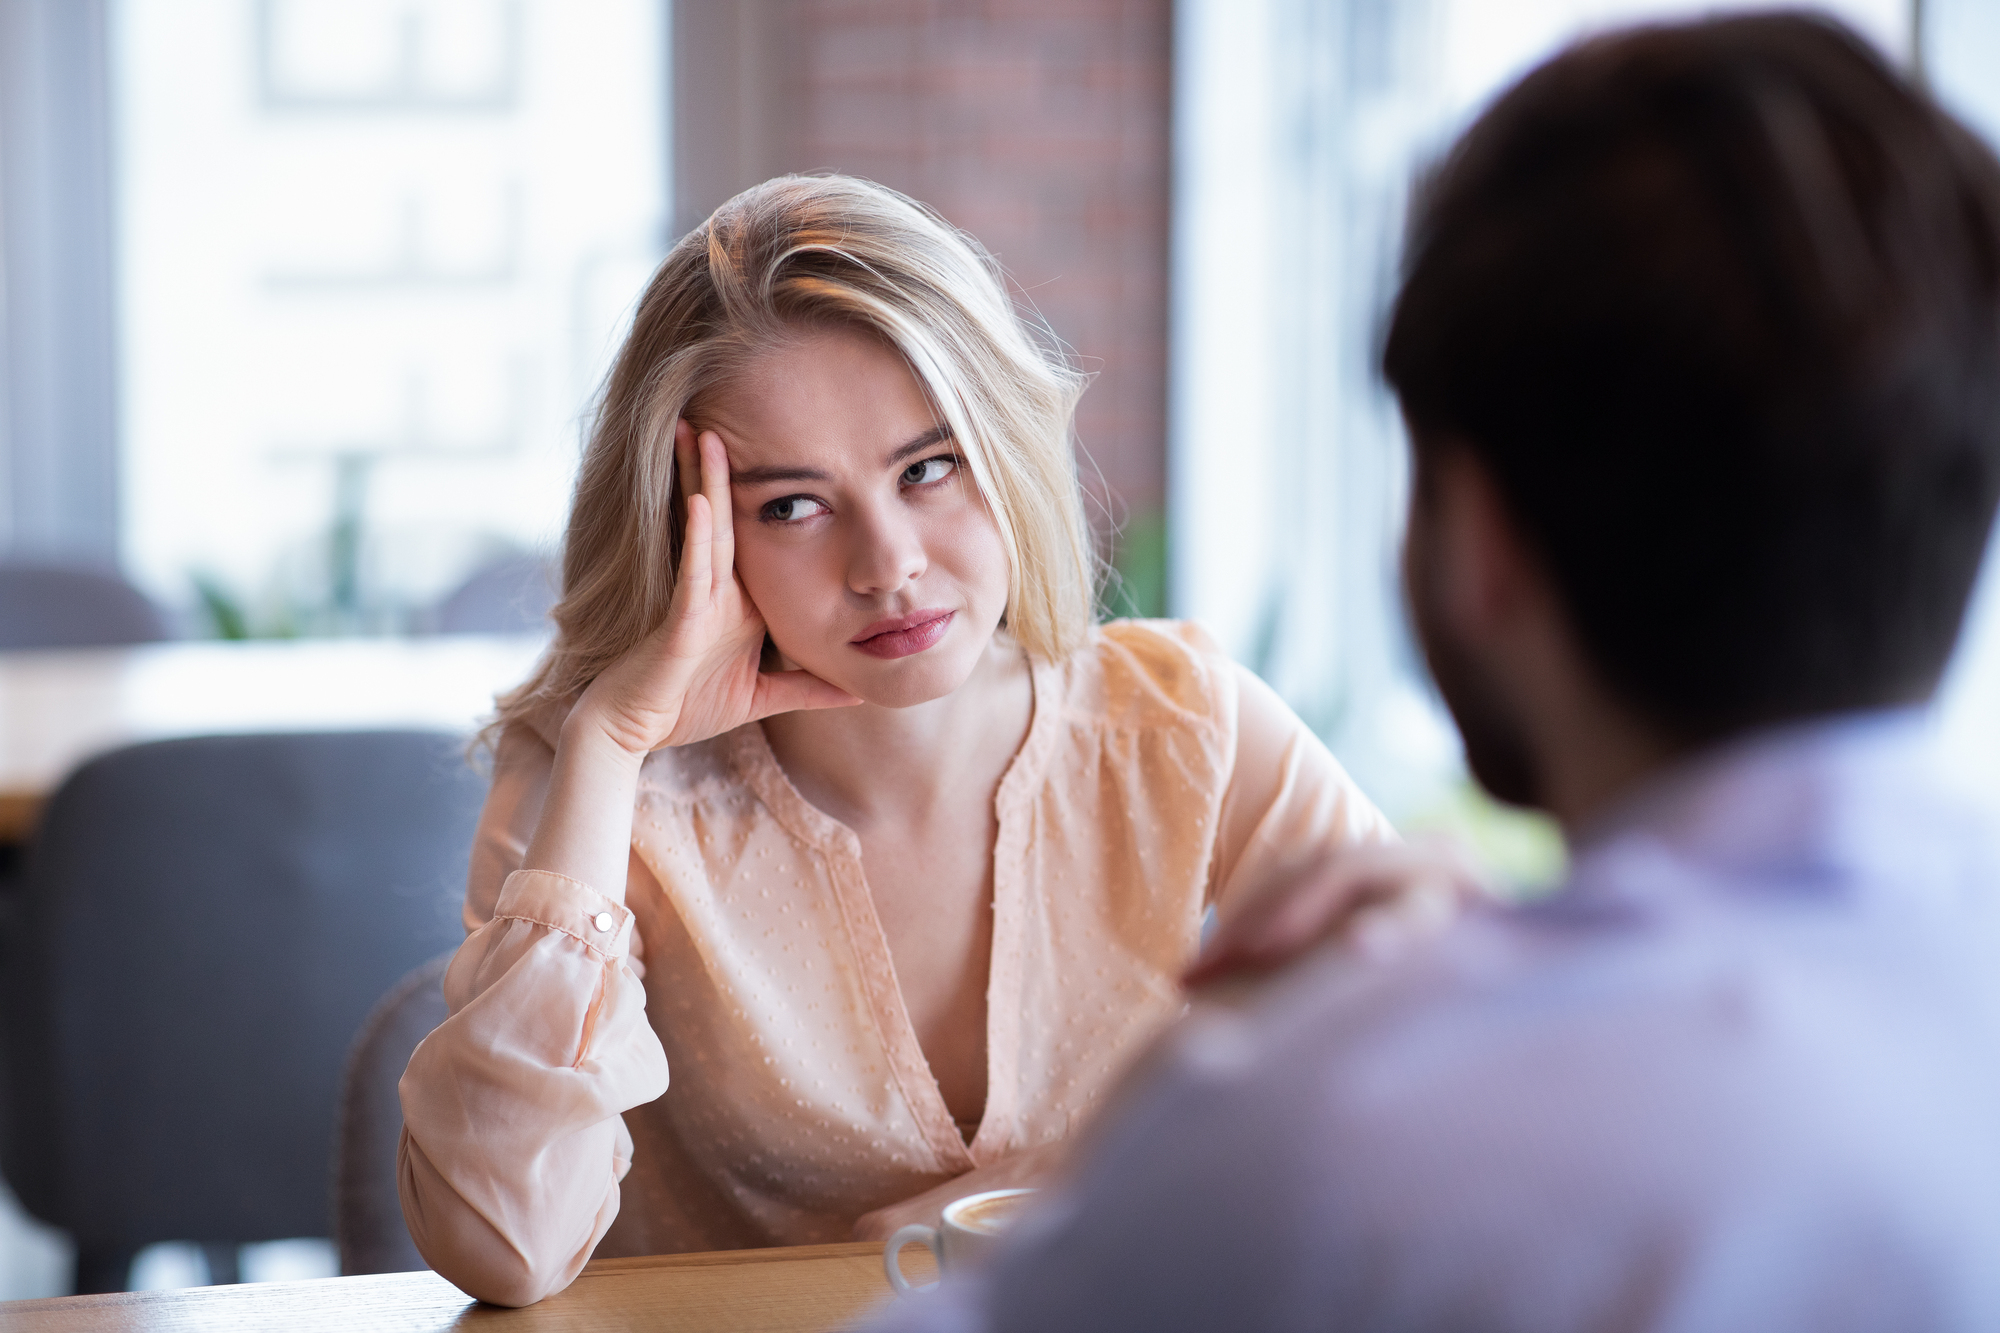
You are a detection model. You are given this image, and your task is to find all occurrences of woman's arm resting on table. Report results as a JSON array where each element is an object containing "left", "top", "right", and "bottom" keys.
[
  {"left": 398, "top": 877, "right": 664, "bottom": 1306},
  {"left": 396, "top": 726, "right": 668, "bottom": 1307},
  {"left": 399, "top": 428, "right": 857, "bottom": 1307}
]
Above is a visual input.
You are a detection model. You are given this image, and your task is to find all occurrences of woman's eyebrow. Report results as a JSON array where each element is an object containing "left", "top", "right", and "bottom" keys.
[
  {"left": 730, "top": 425, "right": 954, "bottom": 488},
  {"left": 730, "top": 461, "right": 830, "bottom": 486},
  {"left": 884, "top": 424, "right": 953, "bottom": 468}
]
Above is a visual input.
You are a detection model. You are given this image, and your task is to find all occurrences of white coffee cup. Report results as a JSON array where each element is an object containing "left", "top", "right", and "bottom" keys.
[{"left": 883, "top": 1187, "right": 1037, "bottom": 1295}]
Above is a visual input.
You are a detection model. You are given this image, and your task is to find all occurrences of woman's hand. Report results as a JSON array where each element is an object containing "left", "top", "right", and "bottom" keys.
[
  {"left": 568, "top": 422, "right": 859, "bottom": 759},
  {"left": 850, "top": 1141, "right": 1067, "bottom": 1242},
  {"left": 520, "top": 423, "right": 859, "bottom": 895},
  {"left": 1183, "top": 840, "right": 1484, "bottom": 992}
]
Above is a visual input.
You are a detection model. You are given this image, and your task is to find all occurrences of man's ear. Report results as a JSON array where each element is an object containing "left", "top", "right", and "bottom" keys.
[{"left": 1427, "top": 448, "right": 1540, "bottom": 646}]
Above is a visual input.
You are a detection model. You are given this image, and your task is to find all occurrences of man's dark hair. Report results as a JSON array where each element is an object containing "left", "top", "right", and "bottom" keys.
[{"left": 1383, "top": 12, "right": 2000, "bottom": 743}]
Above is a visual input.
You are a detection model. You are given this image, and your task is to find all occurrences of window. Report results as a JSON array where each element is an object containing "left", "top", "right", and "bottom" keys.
[
  {"left": 1925, "top": 0, "right": 2000, "bottom": 791},
  {"left": 1171, "top": 0, "right": 1964, "bottom": 882},
  {"left": 114, "top": 0, "right": 667, "bottom": 634}
]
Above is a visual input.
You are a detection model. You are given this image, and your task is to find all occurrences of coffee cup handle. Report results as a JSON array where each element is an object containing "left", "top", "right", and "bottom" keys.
[{"left": 884, "top": 1223, "right": 941, "bottom": 1295}]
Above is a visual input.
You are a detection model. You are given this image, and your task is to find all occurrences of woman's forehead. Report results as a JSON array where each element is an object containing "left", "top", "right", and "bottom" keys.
[{"left": 703, "top": 329, "right": 943, "bottom": 473}]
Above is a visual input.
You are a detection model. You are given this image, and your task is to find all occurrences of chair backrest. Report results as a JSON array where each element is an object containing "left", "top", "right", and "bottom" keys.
[
  {"left": 334, "top": 951, "right": 452, "bottom": 1276},
  {"left": 0, "top": 563, "right": 172, "bottom": 650},
  {"left": 0, "top": 731, "right": 485, "bottom": 1259},
  {"left": 429, "top": 555, "right": 557, "bottom": 636}
]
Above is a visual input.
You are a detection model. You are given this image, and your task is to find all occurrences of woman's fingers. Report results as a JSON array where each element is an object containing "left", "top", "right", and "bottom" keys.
[
  {"left": 698, "top": 430, "right": 735, "bottom": 597},
  {"left": 671, "top": 492, "right": 714, "bottom": 625},
  {"left": 673, "top": 418, "right": 699, "bottom": 506},
  {"left": 1346, "top": 879, "right": 1464, "bottom": 961},
  {"left": 1183, "top": 841, "right": 1483, "bottom": 990},
  {"left": 1186, "top": 875, "right": 1357, "bottom": 987},
  {"left": 648, "top": 417, "right": 847, "bottom": 742},
  {"left": 750, "top": 667, "right": 862, "bottom": 721},
  {"left": 667, "top": 418, "right": 713, "bottom": 618}
]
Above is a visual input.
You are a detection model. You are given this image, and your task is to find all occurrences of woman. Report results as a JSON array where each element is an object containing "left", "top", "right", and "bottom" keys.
[{"left": 398, "top": 175, "right": 1395, "bottom": 1306}]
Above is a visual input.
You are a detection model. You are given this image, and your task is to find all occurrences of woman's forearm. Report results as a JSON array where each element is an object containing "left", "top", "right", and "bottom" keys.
[
  {"left": 521, "top": 710, "right": 650, "bottom": 900},
  {"left": 399, "top": 873, "right": 667, "bottom": 1305}
]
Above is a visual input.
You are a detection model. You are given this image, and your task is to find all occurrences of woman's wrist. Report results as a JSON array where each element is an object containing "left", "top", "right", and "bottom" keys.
[
  {"left": 523, "top": 708, "right": 651, "bottom": 896},
  {"left": 561, "top": 690, "right": 673, "bottom": 769}
]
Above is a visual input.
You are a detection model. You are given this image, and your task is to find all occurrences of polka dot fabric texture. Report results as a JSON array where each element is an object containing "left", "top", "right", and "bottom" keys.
[{"left": 396, "top": 621, "right": 1392, "bottom": 1305}]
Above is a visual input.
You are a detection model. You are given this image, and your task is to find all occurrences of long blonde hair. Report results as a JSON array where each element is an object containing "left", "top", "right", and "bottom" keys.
[{"left": 491, "top": 174, "right": 1094, "bottom": 738}]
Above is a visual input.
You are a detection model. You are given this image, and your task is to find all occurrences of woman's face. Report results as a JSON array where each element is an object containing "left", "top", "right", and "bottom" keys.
[{"left": 697, "top": 326, "right": 1013, "bottom": 708}]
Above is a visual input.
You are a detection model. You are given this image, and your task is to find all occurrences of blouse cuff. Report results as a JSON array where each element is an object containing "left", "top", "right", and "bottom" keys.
[{"left": 492, "top": 868, "right": 635, "bottom": 960}]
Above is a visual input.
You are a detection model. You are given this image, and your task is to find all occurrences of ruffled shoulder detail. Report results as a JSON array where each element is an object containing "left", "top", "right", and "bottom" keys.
[{"left": 1063, "top": 618, "right": 1235, "bottom": 736}]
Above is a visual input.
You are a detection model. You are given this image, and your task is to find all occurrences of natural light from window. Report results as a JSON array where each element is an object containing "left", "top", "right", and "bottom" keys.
[{"left": 113, "top": 0, "right": 666, "bottom": 637}]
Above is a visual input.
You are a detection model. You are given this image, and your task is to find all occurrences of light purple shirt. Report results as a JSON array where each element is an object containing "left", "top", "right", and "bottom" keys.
[{"left": 863, "top": 710, "right": 2000, "bottom": 1332}]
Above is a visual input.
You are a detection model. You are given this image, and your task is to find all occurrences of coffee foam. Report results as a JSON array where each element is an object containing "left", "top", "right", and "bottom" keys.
[{"left": 952, "top": 1193, "right": 1030, "bottom": 1236}]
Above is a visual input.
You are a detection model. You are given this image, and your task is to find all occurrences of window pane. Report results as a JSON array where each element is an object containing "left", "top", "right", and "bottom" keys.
[
  {"left": 1928, "top": 0, "right": 2000, "bottom": 790},
  {"left": 1171, "top": 0, "right": 1911, "bottom": 882},
  {"left": 114, "top": 0, "right": 666, "bottom": 634}
]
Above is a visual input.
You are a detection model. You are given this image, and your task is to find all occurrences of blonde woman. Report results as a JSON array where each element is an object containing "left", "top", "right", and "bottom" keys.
[{"left": 398, "top": 175, "right": 1396, "bottom": 1307}]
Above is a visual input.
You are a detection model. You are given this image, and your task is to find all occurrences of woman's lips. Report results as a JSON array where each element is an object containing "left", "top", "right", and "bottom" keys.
[{"left": 851, "top": 609, "right": 955, "bottom": 660}]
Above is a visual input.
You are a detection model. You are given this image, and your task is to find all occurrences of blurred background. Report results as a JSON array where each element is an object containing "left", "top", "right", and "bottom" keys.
[{"left": 0, "top": 0, "right": 1996, "bottom": 1299}]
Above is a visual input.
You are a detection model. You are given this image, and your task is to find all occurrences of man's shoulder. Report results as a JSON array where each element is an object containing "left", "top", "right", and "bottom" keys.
[
  {"left": 1192, "top": 856, "right": 2000, "bottom": 1219},
  {"left": 899, "top": 777, "right": 2000, "bottom": 1333},
  {"left": 1249, "top": 863, "right": 2000, "bottom": 1106},
  {"left": 1106, "top": 891, "right": 2000, "bottom": 1323}
]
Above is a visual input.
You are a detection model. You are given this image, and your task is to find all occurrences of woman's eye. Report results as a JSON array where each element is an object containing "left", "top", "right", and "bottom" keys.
[
  {"left": 901, "top": 455, "right": 958, "bottom": 487},
  {"left": 762, "top": 495, "right": 829, "bottom": 523}
]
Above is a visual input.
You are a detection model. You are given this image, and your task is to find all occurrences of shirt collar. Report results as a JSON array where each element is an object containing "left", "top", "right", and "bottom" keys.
[{"left": 1561, "top": 705, "right": 1965, "bottom": 902}]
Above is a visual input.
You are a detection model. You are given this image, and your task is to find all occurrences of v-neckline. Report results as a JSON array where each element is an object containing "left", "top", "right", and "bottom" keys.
[{"left": 728, "top": 653, "right": 1060, "bottom": 1174}]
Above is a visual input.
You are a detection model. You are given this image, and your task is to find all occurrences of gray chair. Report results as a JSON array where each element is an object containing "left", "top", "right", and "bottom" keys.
[
  {"left": 429, "top": 555, "right": 557, "bottom": 636},
  {"left": 334, "top": 951, "right": 452, "bottom": 1276},
  {"left": 0, "top": 563, "right": 172, "bottom": 649},
  {"left": 0, "top": 731, "right": 485, "bottom": 1293}
]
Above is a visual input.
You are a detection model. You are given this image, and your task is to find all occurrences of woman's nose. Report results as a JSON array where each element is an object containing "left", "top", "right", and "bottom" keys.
[{"left": 846, "top": 506, "right": 928, "bottom": 595}]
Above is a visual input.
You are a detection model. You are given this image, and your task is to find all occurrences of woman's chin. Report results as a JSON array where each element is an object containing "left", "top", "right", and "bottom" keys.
[
  {"left": 820, "top": 647, "right": 985, "bottom": 710},
  {"left": 846, "top": 669, "right": 972, "bottom": 709}
]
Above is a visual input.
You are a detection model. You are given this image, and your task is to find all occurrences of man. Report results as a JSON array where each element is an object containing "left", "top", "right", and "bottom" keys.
[{"left": 865, "top": 13, "right": 2000, "bottom": 1331}]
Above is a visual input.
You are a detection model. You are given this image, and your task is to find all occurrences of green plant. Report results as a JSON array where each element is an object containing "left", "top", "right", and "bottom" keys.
[
  {"left": 191, "top": 571, "right": 251, "bottom": 641},
  {"left": 1402, "top": 778, "right": 1568, "bottom": 897},
  {"left": 189, "top": 571, "right": 304, "bottom": 641},
  {"left": 1100, "top": 506, "right": 1168, "bottom": 620}
]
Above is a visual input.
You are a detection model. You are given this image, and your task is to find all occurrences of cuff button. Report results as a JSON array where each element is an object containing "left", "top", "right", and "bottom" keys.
[{"left": 591, "top": 911, "right": 615, "bottom": 932}]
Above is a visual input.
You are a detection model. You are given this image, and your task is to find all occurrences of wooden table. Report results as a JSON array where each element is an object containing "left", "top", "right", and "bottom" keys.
[
  {"left": 0, "top": 1243, "right": 932, "bottom": 1331},
  {"left": 0, "top": 636, "right": 547, "bottom": 842}
]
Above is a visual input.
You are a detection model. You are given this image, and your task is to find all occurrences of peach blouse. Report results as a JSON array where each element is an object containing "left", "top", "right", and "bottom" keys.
[{"left": 397, "top": 621, "right": 1391, "bottom": 1305}]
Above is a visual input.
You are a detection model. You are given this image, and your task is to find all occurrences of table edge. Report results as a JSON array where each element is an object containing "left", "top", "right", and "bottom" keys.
[
  {"left": 579, "top": 1241, "right": 885, "bottom": 1275},
  {"left": 0, "top": 1242, "right": 893, "bottom": 1315}
]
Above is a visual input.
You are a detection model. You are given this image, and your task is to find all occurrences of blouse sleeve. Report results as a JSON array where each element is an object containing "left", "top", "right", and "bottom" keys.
[
  {"left": 1208, "top": 662, "right": 1398, "bottom": 916},
  {"left": 395, "top": 723, "right": 671, "bottom": 1307}
]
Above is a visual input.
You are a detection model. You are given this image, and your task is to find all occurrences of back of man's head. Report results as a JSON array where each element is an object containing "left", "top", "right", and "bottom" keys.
[{"left": 1384, "top": 13, "right": 2000, "bottom": 745}]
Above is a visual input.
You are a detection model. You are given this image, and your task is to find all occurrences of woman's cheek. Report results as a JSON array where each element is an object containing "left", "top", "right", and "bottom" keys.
[
  {"left": 936, "top": 507, "right": 1011, "bottom": 612},
  {"left": 733, "top": 541, "right": 791, "bottom": 625},
  {"left": 736, "top": 542, "right": 834, "bottom": 664}
]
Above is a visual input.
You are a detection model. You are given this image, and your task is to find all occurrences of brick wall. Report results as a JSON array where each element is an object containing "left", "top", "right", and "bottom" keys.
[{"left": 674, "top": 0, "right": 1172, "bottom": 609}]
